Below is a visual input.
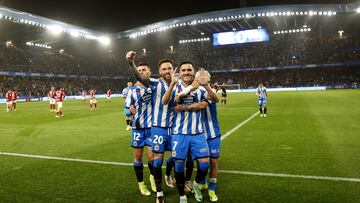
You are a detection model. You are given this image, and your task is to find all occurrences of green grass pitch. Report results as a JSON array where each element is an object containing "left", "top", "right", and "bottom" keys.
[{"left": 0, "top": 89, "right": 359, "bottom": 202}]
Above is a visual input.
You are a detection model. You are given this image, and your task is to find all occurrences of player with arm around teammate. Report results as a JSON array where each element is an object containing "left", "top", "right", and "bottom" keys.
[
  {"left": 126, "top": 51, "right": 179, "bottom": 203},
  {"left": 162, "top": 62, "right": 211, "bottom": 203}
]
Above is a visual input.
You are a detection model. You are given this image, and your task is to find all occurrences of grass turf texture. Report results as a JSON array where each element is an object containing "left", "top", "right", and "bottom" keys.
[{"left": 0, "top": 89, "right": 359, "bottom": 202}]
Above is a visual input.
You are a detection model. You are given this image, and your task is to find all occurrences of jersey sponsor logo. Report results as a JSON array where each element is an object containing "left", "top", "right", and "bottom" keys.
[
  {"left": 199, "top": 147, "right": 209, "bottom": 153},
  {"left": 211, "top": 149, "right": 219, "bottom": 154},
  {"left": 172, "top": 151, "right": 177, "bottom": 157},
  {"left": 133, "top": 141, "right": 138, "bottom": 147}
]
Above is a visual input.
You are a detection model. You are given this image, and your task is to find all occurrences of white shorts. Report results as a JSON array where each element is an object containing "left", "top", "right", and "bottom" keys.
[
  {"left": 12, "top": 100, "right": 17, "bottom": 104},
  {"left": 82, "top": 97, "right": 86, "bottom": 100},
  {"left": 57, "top": 102, "right": 63, "bottom": 109},
  {"left": 90, "top": 98, "right": 97, "bottom": 104},
  {"left": 6, "top": 102, "right": 12, "bottom": 106},
  {"left": 107, "top": 97, "right": 111, "bottom": 99},
  {"left": 50, "top": 98, "right": 56, "bottom": 104}
]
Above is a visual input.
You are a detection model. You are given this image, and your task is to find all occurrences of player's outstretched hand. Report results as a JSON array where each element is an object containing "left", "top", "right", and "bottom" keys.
[
  {"left": 126, "top": 51, "right": 136, "bottom": 62},
  {"left": 171, "top": 67, "right": 180, "bottom": 83},
  {"left": 195, "top": 68, "right": 210, "bottom": 85}
]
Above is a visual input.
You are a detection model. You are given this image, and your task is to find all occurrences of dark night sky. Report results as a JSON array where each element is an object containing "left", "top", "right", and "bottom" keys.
[{"left": 0, "top": 0, "right": 355, "bottom": 33}]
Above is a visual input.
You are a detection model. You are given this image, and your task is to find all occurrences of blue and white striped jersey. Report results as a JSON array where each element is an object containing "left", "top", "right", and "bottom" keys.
[
  {"left": 149, "top": 78, "right": 175, "bottom": 128},
  {"left": 171, "top": 82, "right": 208, "bottom": 135},
  {"left": 125, "top": 85, "right": 152, "bottom": 129},
  {"left": 202, "top": 100, "right": 221, "bottom": 139},
  {"left": 256, "top": 86, "right": 267, "bottom": 98},
  {"left": 122, "top": 87, "right": 131, "bottom": 98}
]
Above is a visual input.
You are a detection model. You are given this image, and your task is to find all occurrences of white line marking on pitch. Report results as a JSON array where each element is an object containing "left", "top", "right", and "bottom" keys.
[
  {"left": 221, "top": 111, "right": 260, "bottom": 141},
  {"left": 1, "top": 151, "right": 359, "bottom": 183}
]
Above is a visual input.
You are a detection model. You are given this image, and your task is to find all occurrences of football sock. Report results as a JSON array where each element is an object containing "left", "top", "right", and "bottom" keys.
[
  {"left": 175, "top": 161, "right": 185, "bottom": 196},
  {"left": 133, "top": 161, "right": 144, "bottom": 182},
  {"left": 153, "top": 158, "right": 163, "bottom": 192}
]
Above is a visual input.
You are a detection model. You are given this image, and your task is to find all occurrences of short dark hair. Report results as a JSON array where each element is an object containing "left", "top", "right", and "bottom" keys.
[
  {"left": 179, "top": 61, "right": 193, "bottom": 68},
  {"left": 137, "top": 61, "right": 150, "bottom": 68},
  {"left": 158, "top": 58, "right": 173, "bottom": 68}
]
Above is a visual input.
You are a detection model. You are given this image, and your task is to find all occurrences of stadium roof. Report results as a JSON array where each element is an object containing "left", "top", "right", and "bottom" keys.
[{"left": 117, "top": 1, "right": 360, "bottom": 40}]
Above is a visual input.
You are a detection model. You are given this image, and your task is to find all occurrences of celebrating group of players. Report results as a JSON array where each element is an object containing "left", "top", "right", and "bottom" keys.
[{"left": 123, "top": 51, "right": 222, "bottom": 203}]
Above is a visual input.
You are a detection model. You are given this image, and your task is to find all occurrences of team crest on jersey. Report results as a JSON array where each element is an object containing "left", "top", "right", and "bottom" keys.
[
  {"left": 154, "top": 144, "right": 160, "bottom": 151},
  {"left": 172, "top": 151, "right": 176, "bottom": 157},
  {"left": 133, "top": 141, "right": 138, "bottom": 147}
]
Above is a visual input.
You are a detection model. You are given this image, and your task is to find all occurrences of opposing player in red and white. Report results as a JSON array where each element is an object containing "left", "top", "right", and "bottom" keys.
[
  {"left": 6, "top": 89, "right": 12, "bottom": 112},
  {"left": 106, "top": 89, "right": 112, "bottom": 103},
  {"left": 89, "top": 88, "right": 97, "bottom": 110},
  {"left": 55, "top": 88, "right": 65, "bottom": 118},
  {"left": 11, "top": 88, "right": 18, "bottom": 112},
  {"left": 81, "top": 89, "right": 87, "bottom": 104},
  {"left": 48, "top": 87, "right": 56, "bottom": 112}
]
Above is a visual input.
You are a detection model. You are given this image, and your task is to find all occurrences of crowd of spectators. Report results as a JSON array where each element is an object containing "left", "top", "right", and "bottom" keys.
[
  {"left": 0, "top": 75, "right": 127, "bottom": 98},
  {"left": 1, "top": 32, "right": 360, "bottom": 98},
  {"left": 211, "top": 66, "right": 360, "bottom": 89}
]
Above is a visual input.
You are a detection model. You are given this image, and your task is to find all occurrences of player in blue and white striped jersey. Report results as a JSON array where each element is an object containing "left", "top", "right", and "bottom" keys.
[
  {"left": 126, "top": 51, "right": 176, "bottom": 203},
  {"left": 176, "top": 80, "right": 221, "bottom": 202},
  {"left": 256, "top": 82, "right": 268, "bottom": 117},
  {"left": 162, "top": 62, "right": 219, "bottom": 203},
  {"left": 124, "top": 62, "right": 155, "bottom": 197},
  {"left": 201, "top": 84, "right": 221, "bottom": 202},
  {"left": 123, "top": 82, "right": 133, "bottom": 130}
]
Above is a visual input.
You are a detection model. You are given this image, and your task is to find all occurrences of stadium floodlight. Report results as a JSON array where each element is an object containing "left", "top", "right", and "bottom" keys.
[
  {"left": 285, "top": 30, "right": 288, "bottom": 33},
  {"left": 0, "top": 14, "right": 2, "bottom": 18},
  {"left": 286, "top": 11, "right": 291, "bottom": 16},
  {"left": 304, "top": 11, "right": 308, "bottom": 15},
  {"left": 258, "top": 26, "right": 262, "bottom": 29},
  {"left": 357, "top": 7, "right": 360, "bottom": 13},
  {"left": 232, "top": 28, "right": 236, "bottom": 31},
  {"left": 274, "top": 31, "right": 277, "bottom": 34},
  {"left": 300, "top": 29, "right": 304, "bottom": 32},
  {"left": 319, "top": 11, "right": 323, "bottom": 15},
  {"left": 47, "top": 25, "right": 63, "bottom": 35},
  {"left": 296, "top": 12, "right": 299, "bottom": 15},
  {"left": 98, "top": 36, "right": 110, "bottom": 45},
  {"left": 333, "top": 11, "right": 336, "bottom": 15},
  {"left": 70, "top": 30, "right": 80, "bottom": 38},
  {"left": 270, "top": 12, "right": 274, "bottom": 16},
  {"left": 289, "top": 30, "right": 292, "bottom": 33},
  {"left": 20, "top": 19, "right": 24, "bottom": 23}
]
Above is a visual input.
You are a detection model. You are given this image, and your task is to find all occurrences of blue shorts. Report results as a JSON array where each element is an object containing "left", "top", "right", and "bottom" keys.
[
  {"left": 131, "top": 128, "right": 152, "bottom": 148},
  {"left": 171, "top": 133, "right": 210, "bottom": 160},
  {"left": 207, "top": 137, "right": 221, "bottom": 158},
  {"left": 258, "top": 98, "right": 268, "bottom": 106},
  {"left": 151, "top": 127, "right": 172, "bottom": 153}
]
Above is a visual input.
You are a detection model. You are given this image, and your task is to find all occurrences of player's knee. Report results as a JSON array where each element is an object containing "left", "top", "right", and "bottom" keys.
[{"left": 175, "top": 161, "right": 185, "bottom": 173}]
